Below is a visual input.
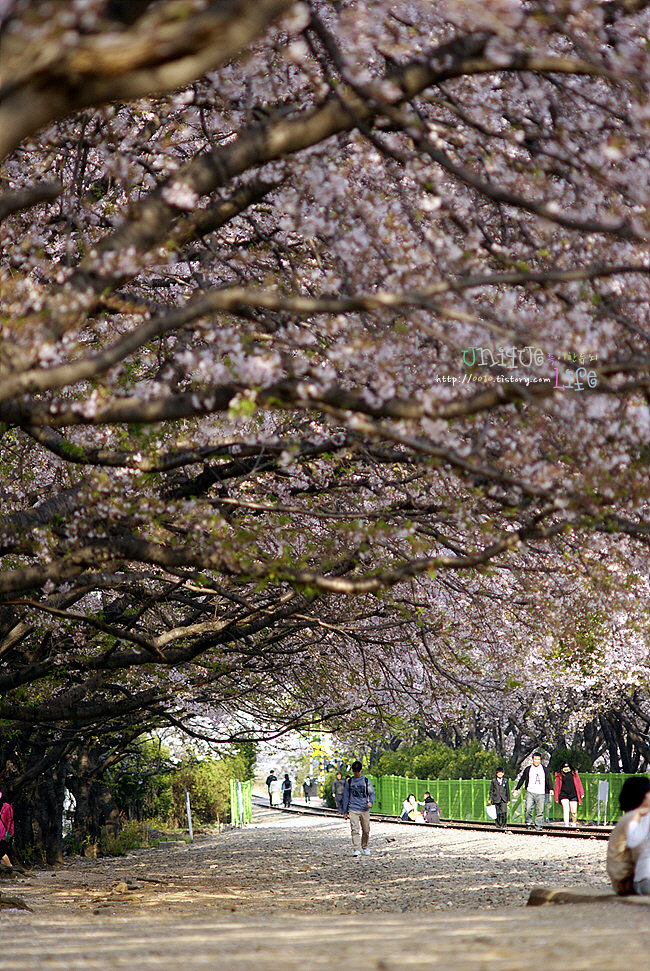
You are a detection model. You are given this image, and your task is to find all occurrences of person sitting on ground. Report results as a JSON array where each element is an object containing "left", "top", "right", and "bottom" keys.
[
  {"left": 400, "top": 793, "right": 421, "bottom": 821},
  {"left": 607, "top": 775, "right": 650, "bottom": 895},
  {"left": 422, "top": 791, "right": 442, "bottom": 825},
  {"left": 623, "top": 777, "right": 650, "bottom": 895},
  {"left": 554, "top": 761, "right": 584, "bottom": 826}
]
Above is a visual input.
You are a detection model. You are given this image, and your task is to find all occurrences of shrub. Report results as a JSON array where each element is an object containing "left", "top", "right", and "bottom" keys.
[
  {"left": 110, "top": 738, "right": 255, "bottom": 828},
  {"left": 372, "top": 740, "right": 508, "bottom": 780},
  {"left": 548, "top": 747, "right": 593, "bottom": 773}
]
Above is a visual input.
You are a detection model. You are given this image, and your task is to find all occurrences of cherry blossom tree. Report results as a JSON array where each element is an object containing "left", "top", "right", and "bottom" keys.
[{"left": 3, "top": 0, "right": 650, "bottom": 856}]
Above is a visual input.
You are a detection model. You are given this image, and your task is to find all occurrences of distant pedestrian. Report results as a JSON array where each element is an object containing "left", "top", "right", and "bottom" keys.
[
  {"left": 514, "top": 753, "right": 553, "bottom": 830},
  {"left": 342, "top": 760, "right": 375, "bottom": 856},
  {"left": 266, "top": 769, "right": 277, "bottom": 807},
  {"left": 488, "top": 768, "right": 510, "bottom": 831},
  {"left": 607, "top": 776, "right": 650, "bottom": 895},
  {"left": 302, "top": 778, "right": 311, "bottom": 804},
  {"left": 282, "top": 773, "right": 292, "bottom": 808},
  {"left": 423, "top": 791, "right": 441, "bottom": 824},
  {"left": 332, "top": 772, "right": 346, "bottom": 815},
  {"left": 554, "top": 762, "right": 584, "bottom": 826},
  {"left": 269, "top": 775, "right": 282, "bottom": 808}
]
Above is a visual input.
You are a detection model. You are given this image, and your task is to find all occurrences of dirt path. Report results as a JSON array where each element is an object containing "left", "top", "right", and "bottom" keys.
[{"left": 1, "top": 806, "right": 649, "bottom": 970}]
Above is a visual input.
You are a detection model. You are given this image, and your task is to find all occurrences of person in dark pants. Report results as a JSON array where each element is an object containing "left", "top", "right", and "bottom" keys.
[
  {"left": 282, "top": 773, "right": 292, "bottom": 808},
  {"left": 488, "top": 768, "right": 510, "bottom": 831},
  {"left": 332, "top": 772, "right": 346, "bottom": 814},
  {"left": 265, "top": 770, "right": 277, "bottom": 807},
  {"left": 302, "top": 778, "right": 311, "bottom": 804}
]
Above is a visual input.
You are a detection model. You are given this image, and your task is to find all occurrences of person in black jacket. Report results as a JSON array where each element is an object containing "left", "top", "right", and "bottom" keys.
[
  {"left": 281, "top": 773, "right": 292, "bottom": 808},
  {"left": 488, "top": 768, "right": 510, "bottom": 831},
  {"left": 514, "top": 753, "right": 554, "bottom": 830},
  {"left": 265, "top": 770, "right": 277, "bottom": 807}
]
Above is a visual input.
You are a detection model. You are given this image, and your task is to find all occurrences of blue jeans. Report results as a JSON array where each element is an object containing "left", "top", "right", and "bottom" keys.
[
  {"left": 525, "top": 791, "right": 546, "bottom": 829},
  {"left": 634, "top": 878, "right": 650, "bottom": 895}
]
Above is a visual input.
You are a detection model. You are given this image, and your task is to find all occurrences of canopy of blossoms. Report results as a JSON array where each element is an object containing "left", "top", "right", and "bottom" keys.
[{"left": 3, "top": 2, "right": 650, "bottom": 845}]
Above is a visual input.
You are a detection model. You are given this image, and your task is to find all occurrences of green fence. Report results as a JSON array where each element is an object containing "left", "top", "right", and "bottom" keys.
[
  {"left": 229, "top": 778, "right": 252, "bottom": 826},
  {"left": 370, "top": 772, "right": 642, "bottom": 824}
]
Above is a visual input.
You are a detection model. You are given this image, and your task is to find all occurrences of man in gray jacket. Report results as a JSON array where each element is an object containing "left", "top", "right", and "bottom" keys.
[{"left": 342, "top": 760, "right": 376, "bottom": 856}]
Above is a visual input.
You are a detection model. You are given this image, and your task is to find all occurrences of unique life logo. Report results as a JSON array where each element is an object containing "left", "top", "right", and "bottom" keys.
[{"left": 460, "top": 346, "right": 598, "bottom": 391}]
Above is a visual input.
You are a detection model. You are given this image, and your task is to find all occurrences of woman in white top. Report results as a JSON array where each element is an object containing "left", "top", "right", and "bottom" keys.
[
  {"left": 400, "top": 794, "right": 421, "bottom": 821},
  {"left": 624, "top": 784, "right": 650, "bottom": 894}
]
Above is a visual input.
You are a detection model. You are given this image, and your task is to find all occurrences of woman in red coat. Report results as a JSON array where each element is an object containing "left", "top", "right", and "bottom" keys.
[{"left": 554, "top": 762, "right": 585, "bottom": 826}]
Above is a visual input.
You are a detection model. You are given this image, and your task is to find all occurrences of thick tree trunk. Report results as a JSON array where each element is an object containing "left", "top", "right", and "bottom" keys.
[
  {"left": 67, "top": 744, "right": 122, "bottom": 848},
  {"left": 599, "top": 715, "right": 621, "bottom": 772},
  {"left": 12, "top": 763, "right": 65, "bottom": 865}
]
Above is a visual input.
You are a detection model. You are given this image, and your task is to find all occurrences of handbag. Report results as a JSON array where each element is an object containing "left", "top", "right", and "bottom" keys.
[{"left": 486, "top": 803, "right": 497, "bottom": 820}]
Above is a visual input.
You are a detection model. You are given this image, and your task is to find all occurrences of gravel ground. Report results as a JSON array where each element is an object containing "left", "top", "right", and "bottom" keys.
[{"left": 1, "top": 804, "right": 649, "bottom": 971}]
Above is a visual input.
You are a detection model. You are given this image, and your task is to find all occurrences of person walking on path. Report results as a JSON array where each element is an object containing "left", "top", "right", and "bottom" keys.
[
  {"left": 269, "top": 775, "right": 282, "bottom": 808},
  {"left": 265, "top": 770, "right": 277, "bottom": 807},
  {"left": 332, "top": 772, "right": 346, "bottom": 815},
  {"left": 302, "top": 778, "right": 311, "bottom": 804},
  {"left": 488, "top": 768, "right": 511, "bottom": 832},
  {"left": 0, "top": 790, "right": 14, "bottom": 870},
  {"left": 554, "top": 762, "right": 584, "bottom": 826},
  {"left": 342, "top": 760, "right": 375, "bottom": 856},
  {"left": 281, "top": 773, "right": 292, "bottom": 808},
  {"left": 514, "top": 753, "right": 553, "bottom": 830}
]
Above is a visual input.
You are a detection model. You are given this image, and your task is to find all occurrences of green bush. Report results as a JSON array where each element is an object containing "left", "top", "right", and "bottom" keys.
[
  {"left": 99, "top": 820, "right": 152, "bottom": 856},
  {"left": 109, "top": 737, "right": 174, "bottom": 821},
  {"left": 372, "top": 740, "right": 508, "bottom": 780},
  {"left": 548, "top": 746, "right": 593, "bottom": 774},
  {"left": 322, "top": 770, "right": 338, "bottom": 808},
  {"left": 110, "top": 738, "right": 255, "bottom": 827}
]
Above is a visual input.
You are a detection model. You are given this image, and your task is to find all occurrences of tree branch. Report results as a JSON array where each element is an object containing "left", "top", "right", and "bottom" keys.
[{"left": 0, "top": 0, "right": 295, "bottom": 161}]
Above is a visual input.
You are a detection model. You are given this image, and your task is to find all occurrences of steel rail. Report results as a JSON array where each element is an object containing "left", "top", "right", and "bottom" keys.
[{"left": 253, "top": 796, "right": 612, "bottom": 840}]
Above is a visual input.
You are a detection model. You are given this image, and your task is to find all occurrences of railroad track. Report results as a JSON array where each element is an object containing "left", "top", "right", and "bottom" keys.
[{"left": 253, "top": 796, "right": 612, "bottom": 840}]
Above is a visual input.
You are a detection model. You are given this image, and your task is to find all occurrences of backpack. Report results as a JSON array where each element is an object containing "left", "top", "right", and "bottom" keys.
[{"left": 0, "top": 801, "right": 14, "bottom": 841}]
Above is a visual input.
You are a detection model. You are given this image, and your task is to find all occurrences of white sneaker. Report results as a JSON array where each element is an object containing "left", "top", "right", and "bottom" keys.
[
  {"left": 353, "top": 850, "right": 361, "bottom": 856},
  {"left": 362, "top": 848, "right": 371, "bottom": 855}
]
